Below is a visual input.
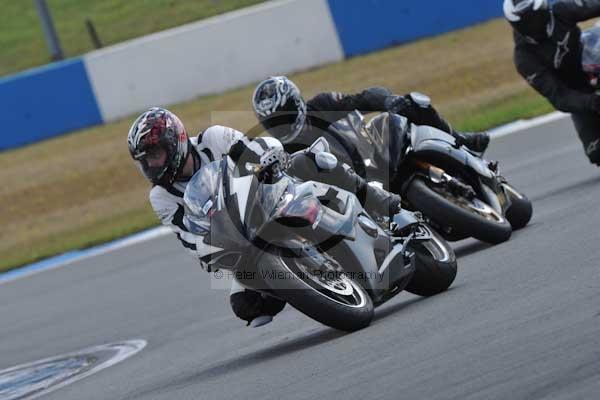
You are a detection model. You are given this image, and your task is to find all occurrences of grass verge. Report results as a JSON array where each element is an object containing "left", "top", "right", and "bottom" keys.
[
  {"left": 0, "top": 19, "right": 563, "bottom": 272},
  {"left": 0, "top": 0, "right": 266, "bottom": 77}
]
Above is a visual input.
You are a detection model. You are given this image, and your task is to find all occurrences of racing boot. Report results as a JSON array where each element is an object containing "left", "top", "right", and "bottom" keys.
[
  {"left": 453, "top": 131, "right": 490, "bottom": 154},
  {"left": 230, "top": 284, "right": 286, "bottom": 327}
]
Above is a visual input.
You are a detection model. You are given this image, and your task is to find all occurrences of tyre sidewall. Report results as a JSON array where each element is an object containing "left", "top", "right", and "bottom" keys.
[
  {"left": 404, "top": 228, "right": 457, "bottom": 296},
  {"left": 406, "top": 177, "right": 512, "bottom": 244},
  {"left": 256, "top": 248, "right": 374, "bottom": 332}
]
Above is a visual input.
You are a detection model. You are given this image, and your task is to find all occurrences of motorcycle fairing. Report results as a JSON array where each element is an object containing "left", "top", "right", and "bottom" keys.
[
  {"left": 273, "top": 180, "right": 357, "bottom": 241},
  {"left": 410, "top": 125, "right": 494, "bottom": 180},
  {"left": 251, "top": 178, "right": 414, "bottom": 298},
  {"left": 364, "top": 112, "right": 411, "bottom": 177},
  {"left": 328, "top": 111, "right": 410, "bottom": 181}
]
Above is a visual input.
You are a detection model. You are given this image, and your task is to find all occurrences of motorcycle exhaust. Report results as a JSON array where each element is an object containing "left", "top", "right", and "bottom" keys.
[{"left": 413, "top": 160, "right": 476, "bottom": 199}]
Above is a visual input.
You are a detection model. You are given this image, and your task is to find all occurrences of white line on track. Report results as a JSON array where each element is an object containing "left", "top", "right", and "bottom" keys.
[
  {"left": 0, "top": 340, "right": 147, "bottom": 400},
  {"left": 488, "top": 111, "right": 568, "bottom": 139}
]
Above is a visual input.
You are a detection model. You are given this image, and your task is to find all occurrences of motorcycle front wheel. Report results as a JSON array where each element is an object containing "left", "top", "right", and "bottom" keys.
[
  {"left": 502, "top": 183, "right": 533, "bottom": 230},
  {"left": 404, "top": 224, "right": 457, "bottom": 297},
  {"left": 256, "top": 242, "right": 374, "bottom": 332}
]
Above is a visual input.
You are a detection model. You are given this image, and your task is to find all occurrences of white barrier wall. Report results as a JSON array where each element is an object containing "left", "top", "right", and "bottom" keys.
[{"left": 84, "top": 0, "right": 343, "bottom": 122}]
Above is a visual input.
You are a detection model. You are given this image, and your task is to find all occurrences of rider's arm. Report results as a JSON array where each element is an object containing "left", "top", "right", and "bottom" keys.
[
  {"left": 554, "top": 0, "right": 600, "bottom": 23},
  {"left": 201, "top": 125, "right": 283, "bottom": 165},
  {"left": 308, "top": 88, "right": 455, "bottom": 135},
  {"left": 308, "top": 87, "right": 393, "bottom": 112},
  {"left": 515, "top": 45, "right": 597, "bottom": 113}
]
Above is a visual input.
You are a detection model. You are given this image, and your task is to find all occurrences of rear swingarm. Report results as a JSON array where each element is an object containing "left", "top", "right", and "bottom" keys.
[{"left": 412, "top": 160, "right": 476, "bottom": 200}]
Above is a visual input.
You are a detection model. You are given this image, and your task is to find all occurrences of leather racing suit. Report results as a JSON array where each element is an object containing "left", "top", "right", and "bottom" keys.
[{"left": 511, "top": 0, "right": 600, "bottom": 163}]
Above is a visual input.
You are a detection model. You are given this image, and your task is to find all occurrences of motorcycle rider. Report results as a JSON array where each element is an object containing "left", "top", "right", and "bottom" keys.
[
  {"left": 127, "top": 107, "right": 402, "bottom": 327},
  {"left": 251, "top": 76, "right": 490, "bottom": 158},
  {"left": 504, "top": 0, "right": 600, "bottom": 165}
]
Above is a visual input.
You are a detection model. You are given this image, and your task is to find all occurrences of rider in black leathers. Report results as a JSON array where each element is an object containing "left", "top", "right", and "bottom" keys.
[
  {"left": 504, "top": 0, "right": 600, "bottom": 164},
  {"left": 251, "top": 77, "right": 490, "bottom": 161}
]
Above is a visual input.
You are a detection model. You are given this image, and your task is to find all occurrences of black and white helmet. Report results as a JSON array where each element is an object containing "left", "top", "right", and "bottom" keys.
[
  {"left": 504, "top": 0, "right": 550, "bottom": 42},
  {"left": 252, "top": 76, "right": 307, "bottom": 144}
]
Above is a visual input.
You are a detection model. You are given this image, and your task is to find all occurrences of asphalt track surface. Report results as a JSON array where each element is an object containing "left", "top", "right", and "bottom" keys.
[{"left": 1, "top": 117, "right": 599, "bottom": 400}]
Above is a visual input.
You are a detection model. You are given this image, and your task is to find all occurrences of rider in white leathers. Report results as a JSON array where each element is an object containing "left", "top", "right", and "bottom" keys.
[{"left": 128, "top": 107, "right": 401, "bottom": 327}]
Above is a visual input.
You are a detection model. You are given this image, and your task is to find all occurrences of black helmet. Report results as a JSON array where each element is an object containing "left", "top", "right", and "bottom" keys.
[
  {"left": 127, "top": 107, "right": 189, "bottom": 186},
  {"left": 504, "top": 0, "right": 550, "bottom": 43},
  {"left": 252, "top": 76, "right": 307, "bottom": 144}
]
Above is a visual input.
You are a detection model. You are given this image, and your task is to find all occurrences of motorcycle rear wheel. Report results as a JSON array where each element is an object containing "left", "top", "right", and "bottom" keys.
[
  {"left": 257, "top": 243, "right": 374, "bottom": 332},
  {"left": 406, "top": 177, "right": 512, "bottom": 244}
]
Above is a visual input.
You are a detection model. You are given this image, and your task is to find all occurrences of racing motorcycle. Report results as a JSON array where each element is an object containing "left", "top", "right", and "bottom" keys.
[
  {"left": 182, "top": 141, "right": 456, "bottom": 332},
  {"left": 324, "top": 111, "right": 533, "bottom": 244}
]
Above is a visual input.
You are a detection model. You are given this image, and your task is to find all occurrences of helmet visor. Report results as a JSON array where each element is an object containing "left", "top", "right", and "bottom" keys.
[
  {"left": 133, "top": 146, "right": 169, "bottom": 183},
  {"left": 253, "top": 84, "right": 279, "bottom": 116}
]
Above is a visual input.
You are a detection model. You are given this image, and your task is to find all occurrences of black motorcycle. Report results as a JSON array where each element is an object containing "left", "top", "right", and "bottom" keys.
[
  {"left": 183, "top": 147, "right": 456, "bottom": 332},
  {"left": 324, "top": 111, "right": 533, "bottom": 244}
]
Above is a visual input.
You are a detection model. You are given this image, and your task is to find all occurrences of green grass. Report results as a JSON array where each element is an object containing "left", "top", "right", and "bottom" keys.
[
  {"left": 450, "top": 91, "right": 554, "bottom": 132},
  {"left": 0, "top": 0, "right": 266, "bottom": 77},
  {"left": 0, "top": 19, "right": 560, "bottom": 273},
  {"left": 0, "top": 208, "right": 158, "bottom": 271}
]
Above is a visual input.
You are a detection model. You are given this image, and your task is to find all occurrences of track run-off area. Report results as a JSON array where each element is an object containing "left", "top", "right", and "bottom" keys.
[{"left": 1, "top": 114, "right": 599, "bottom": 400}]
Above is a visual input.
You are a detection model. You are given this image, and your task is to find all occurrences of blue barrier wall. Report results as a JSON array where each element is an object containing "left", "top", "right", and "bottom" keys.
[
  {"left": 326, "top": 0, "right": 503, "bottom": 57},
  {"left": 0, "top": 59, "right": 102, "bottom": 151},
  {"left": 1, "top": 0, "right": 505, "bottom": 152}
]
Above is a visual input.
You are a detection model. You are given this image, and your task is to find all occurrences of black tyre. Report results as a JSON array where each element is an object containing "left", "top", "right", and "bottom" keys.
[
  {"left": 404, "top": 225, "right": 458, "bottom": 296},
  {"left": 256, "top": 244, "right": 374, "bottom": 332},
  {"left": 502, "top": 184, "right": 533, "bottom": 230},
  {"left": 406, "top": 177, "right": 512, "bottom": 244}
]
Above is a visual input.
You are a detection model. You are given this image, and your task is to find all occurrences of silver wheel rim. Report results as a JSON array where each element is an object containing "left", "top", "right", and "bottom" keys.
[
  {"left": 429, "top": 183, "right": 506, "bottom": 224},
  {"left": 466, "top": 198, "right": 506, "bottom": 223},
  {"left": 279, "top": 255, "right": 368, "bottom": 309}
]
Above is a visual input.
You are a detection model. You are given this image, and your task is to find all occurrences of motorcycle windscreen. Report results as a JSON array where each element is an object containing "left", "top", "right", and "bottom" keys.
[
  {"left": 183, "top": 160, "right": 253, "bottom": 251},
  {"left": 328, "top": 111, "right": 410, "bottom": 182},
  {"left": 364, "top": 112, "right": 410, "bottom": 175},
  {"left": 238, "top": 175, "right": 291, "bottom": 241},
  {"left": 183, "top": 160, "right": 223, "bottom": 235}
]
